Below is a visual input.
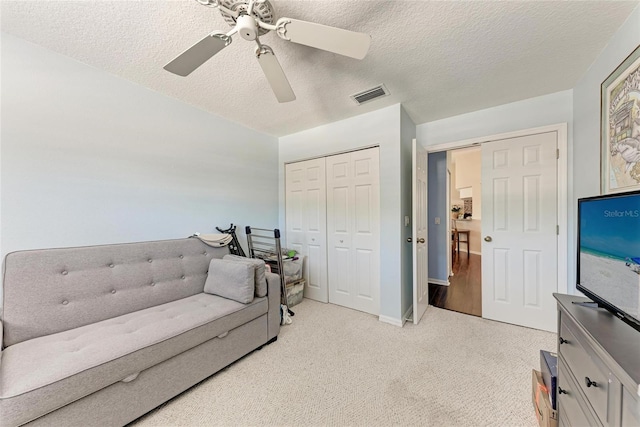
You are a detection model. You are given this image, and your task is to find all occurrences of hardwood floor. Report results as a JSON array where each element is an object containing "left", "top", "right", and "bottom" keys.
[{"left": 429, "top": 252, "right": 482, "bottom": 317}]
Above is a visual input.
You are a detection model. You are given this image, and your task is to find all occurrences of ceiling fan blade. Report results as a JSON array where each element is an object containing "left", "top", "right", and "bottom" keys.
[
  {"left": 256, "top": 46, "right": 296, "bottom": 103},
  {"left": 277, "top": 18, "right": 371, "bottom": 60},
  {"left": 164, "top": 33, "right": 231, "bottom": 76}
]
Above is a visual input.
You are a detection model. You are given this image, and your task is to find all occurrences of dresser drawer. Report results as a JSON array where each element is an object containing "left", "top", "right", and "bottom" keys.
[
  {"left": 558, "top": 411, "right": 570, "bottom": 427},
  {"left": 559, "top": 319, "right": 611, "bottom": 423},
  {"left": 558, "top": 357, "right": 601, "bottom": 427},
  {"left": 622, "top": 388, "right": 640, "bottom": 427}
]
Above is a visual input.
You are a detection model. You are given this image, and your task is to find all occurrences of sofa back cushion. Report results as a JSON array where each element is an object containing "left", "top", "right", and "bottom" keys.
[
  {"left": 204, "top": 259, "right": 255, "bottom": 304},
  {"left": 2, "top": 238, "right": 227, "bottom": 347}
]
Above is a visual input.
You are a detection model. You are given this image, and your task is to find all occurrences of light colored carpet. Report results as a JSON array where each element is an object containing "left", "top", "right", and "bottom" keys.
[{"left": 133, "top": 299, "right": 555, "bottom": 426}]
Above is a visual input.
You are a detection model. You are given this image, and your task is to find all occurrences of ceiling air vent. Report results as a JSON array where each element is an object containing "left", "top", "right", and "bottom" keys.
[{"left": 350, "top": 84, "right": 390, "bottom": 105}]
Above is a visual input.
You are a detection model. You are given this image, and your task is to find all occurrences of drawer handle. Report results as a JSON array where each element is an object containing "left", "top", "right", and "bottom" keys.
[
  {"left": 558, "top": 387, "right": 568, "bottom": 395},
  {"left": 585, "top": 377, "right": 598, "bottom": 388},
  {"left": 559, "top": 337, "right": 569, "bottom": 345}
]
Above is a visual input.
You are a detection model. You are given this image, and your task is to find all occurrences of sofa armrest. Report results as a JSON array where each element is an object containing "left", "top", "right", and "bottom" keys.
[{"left": 265, "top": 272, "right": 281, "bottom": 340}]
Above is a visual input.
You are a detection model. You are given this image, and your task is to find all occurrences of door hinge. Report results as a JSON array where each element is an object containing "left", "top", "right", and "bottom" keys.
[
  {"left": 557, "top": 225, "right": 559, "bottom": 235},
  {"left": 556, "top": 149, "right": 560, "bottom": 160}
]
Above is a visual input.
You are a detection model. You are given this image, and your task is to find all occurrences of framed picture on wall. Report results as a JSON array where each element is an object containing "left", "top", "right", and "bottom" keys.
[{"left": 601, "top": 44, "right": 640, "bottom": 194}]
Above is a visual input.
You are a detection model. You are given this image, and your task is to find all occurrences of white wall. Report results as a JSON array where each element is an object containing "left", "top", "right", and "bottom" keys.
[
  {"left": 451, "top": 148, "right": 482, "bottom": 221},
  {"left": 573, "top": 5, "right": 640, "bottom": 292},
  {"left": 279, "top": 104, "right": 406, "bottom": 323},
  {"left": 417, "top": 90, "right": 574, "bottom": 148},
  {"left": 0, "top": 33, "right": 279, "bottom": 259}
]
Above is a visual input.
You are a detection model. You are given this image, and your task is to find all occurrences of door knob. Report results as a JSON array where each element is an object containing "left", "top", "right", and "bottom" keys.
[
  {"left": 484, "top": 236, "right": 493, "bottom": 242},
  {"left": 417, "top": 238, "right": 425, "bottom": 244},
  {"left": 407, "top": 238, "right": 412, "bottom": 243}
]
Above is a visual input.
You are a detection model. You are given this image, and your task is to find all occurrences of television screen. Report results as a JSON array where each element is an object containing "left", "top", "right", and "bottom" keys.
[{"left": 578, "top": 190, "right": 640, "bottom": 330}]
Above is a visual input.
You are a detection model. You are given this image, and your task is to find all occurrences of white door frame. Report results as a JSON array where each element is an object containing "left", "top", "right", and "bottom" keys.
[{"left": 425, "top": 123, "right": 568, "bottom": 295}]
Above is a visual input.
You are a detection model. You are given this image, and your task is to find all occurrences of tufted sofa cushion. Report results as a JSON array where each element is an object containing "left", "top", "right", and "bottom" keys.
[
  {"left": 0, "top": 292, "right": 267, "bottom": 426},
  {"left": 2, "top": 238, "right": 227, "bottom": 347}
]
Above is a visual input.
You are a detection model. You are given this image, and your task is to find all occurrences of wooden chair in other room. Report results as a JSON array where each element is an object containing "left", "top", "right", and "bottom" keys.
[{"left": 451, "top": 220, "right": 470, "bottom": 258}]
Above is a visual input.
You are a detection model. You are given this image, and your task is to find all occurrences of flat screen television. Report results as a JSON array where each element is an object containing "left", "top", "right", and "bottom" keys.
[{"left": 577, "top": 190, "right": 640, "bottom": 332}]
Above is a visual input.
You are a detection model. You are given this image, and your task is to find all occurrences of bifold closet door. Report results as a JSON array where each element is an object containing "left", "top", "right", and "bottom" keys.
[
  {"left": 285, "top": 158, "right": 328, "bottom": 303},
  {"left": 326, "top": 148, "right": 380, "bottom": 315}
]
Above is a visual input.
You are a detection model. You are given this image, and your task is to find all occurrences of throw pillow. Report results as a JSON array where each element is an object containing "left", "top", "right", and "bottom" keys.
[
  {"left": 223, "top": 254, "right": 268, "bottom": 297},
  {"left": 204, "top": 259, "right": 255, "bottom": 304}
]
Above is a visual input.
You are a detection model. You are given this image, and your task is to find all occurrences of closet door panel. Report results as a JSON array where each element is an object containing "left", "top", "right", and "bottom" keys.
[
  {"left": 305, "top": 188, "right": 322, "bottom": 233},
  {"left": 285, "top": 158, "right": 328, "bottom": 303},
  {"left": 329, "top": 158, "right": 350, "bottom": 181},
  {"left": 288, "top": 190, "right": 304, "bottom": 232},
  {"left": 331, "top": 186, "right": 350, "bottom": 235},
  {"left": 306, "top": 243, "right": 323, "bottom": 296},
  {"left": 351, "top": 148, "right": 380, "bottom": 313},
  {"left": 355, "top": 249, "right": 374, "bottom": 298},
  {"left": 326, "top": 148, "right": 380, "bottom": 315},
  {"left": 329, "top": 247, "right": 351, "bottom": 307},
  {"left": 326, "top": 152, "right": 352, "bottom": 307},
  {"left": 355, "top": 184, "right": 374, "bottom": 236}
]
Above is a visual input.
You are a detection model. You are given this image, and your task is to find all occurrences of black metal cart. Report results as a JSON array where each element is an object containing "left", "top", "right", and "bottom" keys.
[{"left": 245, "top": 226, "right": 293, "bottom": 317}]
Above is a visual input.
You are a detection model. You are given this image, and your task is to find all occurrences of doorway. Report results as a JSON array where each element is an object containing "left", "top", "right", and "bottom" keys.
[
  {"left": 426, "top": 123, "right": 568, "bottom": 332},
  {"left": 429, "top": 147, "right": 482, "bottom": 317}
]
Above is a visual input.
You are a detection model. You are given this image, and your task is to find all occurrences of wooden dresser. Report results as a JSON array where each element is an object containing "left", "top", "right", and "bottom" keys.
[{"left": 554, "top": 294, "right": 640, "bottom": 426}]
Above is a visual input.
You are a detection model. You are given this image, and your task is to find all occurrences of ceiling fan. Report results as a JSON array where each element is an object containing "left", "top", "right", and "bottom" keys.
[{"left": 164, "top": 0, "right": 371, "bottom": 103}]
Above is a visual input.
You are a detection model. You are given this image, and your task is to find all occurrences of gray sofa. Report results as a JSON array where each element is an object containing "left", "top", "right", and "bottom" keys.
[{"left": 0, "top": 238, "right": 281, "bottom": 426}]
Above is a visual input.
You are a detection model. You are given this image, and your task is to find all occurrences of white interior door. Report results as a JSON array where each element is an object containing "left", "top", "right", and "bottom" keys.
[
  {"left": 412, "top": 139, "right": 429, "bottom": 324},
  {"left": 285, "top": 159, "right": 328, "bottom": 302},
  {"left": 326, "top": 148, "right": 380, "bottom": 315},
  {"left": 481, "top": 132, "right": 558, "bottom": 332}
]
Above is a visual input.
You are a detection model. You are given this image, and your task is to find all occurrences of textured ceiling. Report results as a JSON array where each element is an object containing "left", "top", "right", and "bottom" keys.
[{"left": 1, "top": 1, "right": 638, "bottom": 137}]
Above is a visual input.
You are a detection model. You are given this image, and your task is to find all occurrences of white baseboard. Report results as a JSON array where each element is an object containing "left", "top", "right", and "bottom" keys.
[
  {"left": 378, "top": 314, "right": 403, "bottom": 327},
  {"left": 428, "top": 278, "right": 449, "bottom": 286}
]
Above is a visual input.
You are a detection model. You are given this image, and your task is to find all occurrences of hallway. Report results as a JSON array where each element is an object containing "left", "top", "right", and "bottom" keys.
[{"left": 428, "top": 253, "right": 481, "bottom": 317}]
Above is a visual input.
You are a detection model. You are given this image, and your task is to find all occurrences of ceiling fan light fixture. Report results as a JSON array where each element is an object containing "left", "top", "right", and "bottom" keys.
[
  {"left": 351, "top": 84, "right": 390, "bottom": 105},
  {"left": 166, "top": 0, "right": 372, "bottom": 102}
]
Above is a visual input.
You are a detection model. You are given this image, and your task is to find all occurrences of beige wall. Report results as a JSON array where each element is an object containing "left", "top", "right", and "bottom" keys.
[
  {"left": 449, "top": 147, "right": 482, "bottom": 255},
  {"left": 450, "top": 148, "right": 482, "bottom": 221}
]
